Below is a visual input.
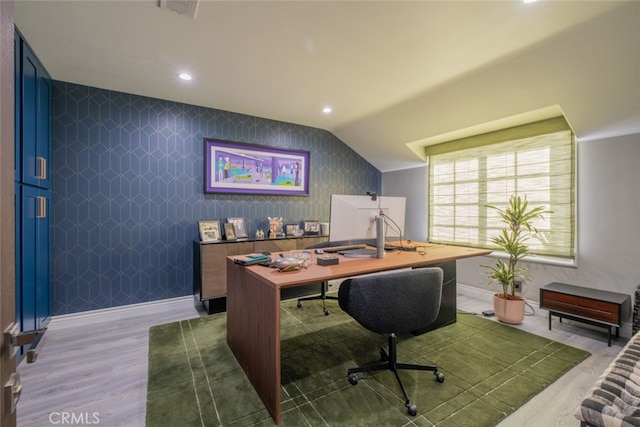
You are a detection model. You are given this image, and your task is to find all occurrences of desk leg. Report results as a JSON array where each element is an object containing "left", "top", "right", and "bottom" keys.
[
  {"left": 226, "top": 260, "right": 282, "bottom": 424},
  {"left": 548, "top": 312, "right": 552, "bottom": 330}
]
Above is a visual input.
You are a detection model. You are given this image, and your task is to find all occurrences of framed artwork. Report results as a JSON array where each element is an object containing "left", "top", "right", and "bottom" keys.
[
  {"left": 227, "top": 217, "right": 248, "bottom": 239},
  {"left": 285, "top": 224, "right": 300, "bottom": 237},
  {"left": 224, "top": 223, "right": 237, "bottom": 241},
  {"left": 304, "top": 220, "right": 320, "bottom": 235},
  {"left": 204, "top": 138, "right": 310, "bottom": 196},
  {"left": 198, "top": 220, "right": 221, "bottom": 242}
]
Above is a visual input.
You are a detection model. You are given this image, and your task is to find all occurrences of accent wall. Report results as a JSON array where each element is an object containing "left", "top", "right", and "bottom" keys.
[{"left": 52, "top": 81, "right": 381, "bottom": 315}]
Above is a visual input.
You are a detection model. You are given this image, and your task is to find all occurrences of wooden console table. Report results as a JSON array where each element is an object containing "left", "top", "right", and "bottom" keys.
[
  {"left": 540, "top": 282, "right": 631, "bottom": 346},
  {"left": 226, "top": 243, "right": 491, "bottom": 424}
]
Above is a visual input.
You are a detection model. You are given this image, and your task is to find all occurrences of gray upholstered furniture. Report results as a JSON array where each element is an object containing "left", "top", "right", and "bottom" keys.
[
  {"left": 575, "top": 333, "right": 640, "bottom": 427},
  {"left": 338, "top": 267, "right": 445, "bottom": 416},
  {"left": 575, "top": 284, "right": 640, "bottom": 427}
]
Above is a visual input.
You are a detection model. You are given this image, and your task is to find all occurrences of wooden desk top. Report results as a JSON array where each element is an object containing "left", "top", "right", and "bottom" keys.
[{"left": 231, "top": 243, "right": 491, "bottom": 289}]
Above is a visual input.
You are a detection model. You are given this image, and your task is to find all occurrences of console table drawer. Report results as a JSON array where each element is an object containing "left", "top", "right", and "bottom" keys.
[{"left": 541, "top": 291, "right": 620, "bottom": 324}]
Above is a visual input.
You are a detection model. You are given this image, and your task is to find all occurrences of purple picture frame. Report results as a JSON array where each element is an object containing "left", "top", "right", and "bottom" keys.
[{"left": 204, "top": 139, "right": 310, "bottom": 196}]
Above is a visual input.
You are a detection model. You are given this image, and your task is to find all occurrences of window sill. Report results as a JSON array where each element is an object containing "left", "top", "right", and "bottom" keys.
[{"left": 486, "top": 251, "right": 577, "bottom": 268}]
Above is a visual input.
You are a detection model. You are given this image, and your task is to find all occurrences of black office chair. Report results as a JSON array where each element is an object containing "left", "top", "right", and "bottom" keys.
[
  {"left": 338, "top": 267, "right": 445, "bottom": 416},
  {"left": 297, "top": 239, "right": 376, "bottom": 315}
]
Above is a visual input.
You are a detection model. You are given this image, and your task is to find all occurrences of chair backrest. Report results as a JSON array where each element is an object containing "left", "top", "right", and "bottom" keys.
[{"left": 338, "top": 267, "right": 443, "bottom": 334}]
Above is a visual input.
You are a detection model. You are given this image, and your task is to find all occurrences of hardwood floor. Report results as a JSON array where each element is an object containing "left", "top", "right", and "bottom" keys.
[{"left": 17, "top": 288, "right": 626, "bottom": 427}]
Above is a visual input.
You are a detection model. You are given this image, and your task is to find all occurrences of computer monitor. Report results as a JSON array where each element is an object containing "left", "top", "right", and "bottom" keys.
[{"left": 328, "top": 194, "right": 406, "bottom": 242}]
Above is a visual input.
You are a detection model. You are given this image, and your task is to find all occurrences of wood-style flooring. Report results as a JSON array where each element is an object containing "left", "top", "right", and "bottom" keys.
[{"left": 16, "top": 287, "right": 626, "bottom": 426}]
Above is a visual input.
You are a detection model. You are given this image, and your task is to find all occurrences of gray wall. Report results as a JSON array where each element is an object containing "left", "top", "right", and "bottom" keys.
[
  {"left": 382, "top": 165, "right": 428, "bottom": 242},
  {"left": 458, "top": 132, "right": 640, "bottom": 300},
  {"left": 385, "top": 132, "right": 640, "bottom": 335}
]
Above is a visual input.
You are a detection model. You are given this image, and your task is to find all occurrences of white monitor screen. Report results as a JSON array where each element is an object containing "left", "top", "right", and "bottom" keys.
[{"left": 329, "top": 194, "right": 406, "bottom": 242}]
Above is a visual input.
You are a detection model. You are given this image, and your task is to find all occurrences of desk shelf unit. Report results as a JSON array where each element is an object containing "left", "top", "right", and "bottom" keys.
[{"left": 193, "top": 235, "right": 328, "bottom": 313}]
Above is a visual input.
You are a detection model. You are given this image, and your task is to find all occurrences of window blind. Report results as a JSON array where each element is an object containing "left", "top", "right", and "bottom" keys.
[{"left": 427, "top": 117, "right": 575, "bottom": 259}]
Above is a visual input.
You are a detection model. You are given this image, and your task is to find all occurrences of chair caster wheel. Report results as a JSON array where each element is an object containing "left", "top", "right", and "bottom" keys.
[
  {"left": 407, "top": 403, "right": 417, "bottom": 416},
  {"left": 380, "top": 349, "right": 388, "bottom": 361},
  {"left": 297, "top": 301, "right": 302, "bottom": 308},
  {"left": 348, "top": 373, "right": 358, "bottom": 385},
  {"left": 324, "top": 309, "right": 329, "bottom": 316},
  {"left": 435, "top": 372, "right": 445, "bottom": 383}
]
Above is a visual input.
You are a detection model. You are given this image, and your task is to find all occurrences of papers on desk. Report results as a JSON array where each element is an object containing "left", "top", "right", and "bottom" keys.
[{"left": 233, "top": 253, "right": 271, "bottom": 266}]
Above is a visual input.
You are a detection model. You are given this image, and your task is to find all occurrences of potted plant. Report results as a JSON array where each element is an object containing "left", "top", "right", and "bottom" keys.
[{"left": 482, "top": 195, "right": 551, "bottom": 324}]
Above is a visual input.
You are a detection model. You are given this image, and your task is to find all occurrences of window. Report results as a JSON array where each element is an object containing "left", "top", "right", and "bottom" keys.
[{"left": 427, "top": 117, "right": 575, "bottom": 259}]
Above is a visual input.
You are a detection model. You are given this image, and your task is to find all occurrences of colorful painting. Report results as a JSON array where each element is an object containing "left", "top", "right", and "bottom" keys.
[{"left": 204, "top": 139, "right": 310, "bottom": 196}]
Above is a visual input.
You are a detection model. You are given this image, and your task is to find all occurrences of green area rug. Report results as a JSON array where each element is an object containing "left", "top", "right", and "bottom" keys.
[{"left": 146, "top": 300, "right": 590, "bottom": 426}]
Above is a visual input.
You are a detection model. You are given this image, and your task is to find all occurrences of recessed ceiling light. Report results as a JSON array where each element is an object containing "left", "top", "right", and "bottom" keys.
[
  {"left": 322, "top": 107, "right": 332, "bottom": 114},
  {"left": 523, "top": 0, "right": 537, "bottom": 3},
  {"left": 179, "top": 73, "right": 193, "bottom": 81}
]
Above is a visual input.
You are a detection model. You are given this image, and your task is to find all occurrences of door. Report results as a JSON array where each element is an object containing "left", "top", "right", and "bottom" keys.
[{"left": 1, "top": 1, "right": 18, "bottom": 426}]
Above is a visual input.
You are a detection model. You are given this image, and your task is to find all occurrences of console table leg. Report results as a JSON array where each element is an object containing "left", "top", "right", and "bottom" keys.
[{"left": 548, "top": 312, "right": 552, "bottom": 330}]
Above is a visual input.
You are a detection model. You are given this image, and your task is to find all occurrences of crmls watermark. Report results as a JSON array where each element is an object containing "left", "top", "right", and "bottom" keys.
[{"left": 48, "top": 412, "right": 100, "bottom": 424}]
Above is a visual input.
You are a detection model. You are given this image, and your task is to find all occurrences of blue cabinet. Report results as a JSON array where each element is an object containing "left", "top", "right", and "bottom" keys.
[
  {"left": 20, "top": 36, "right": 51, "bottom": 189},
  {"left": 15, "top": 28, "right": 52, "bottom": 359},
  {"left": 20, "top": 186, "right": 51, "bottom": 331}
]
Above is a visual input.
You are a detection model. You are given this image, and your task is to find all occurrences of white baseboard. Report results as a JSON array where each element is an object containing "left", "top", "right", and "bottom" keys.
[
  {"left": 458, "top": 283, "right": 634, "bottom": 338},
  {"left": 47, "top": 296, "right": 195, "bottom": 331},
  {"left": 457, "top": 283, "right": 541, "bottom": 310}
]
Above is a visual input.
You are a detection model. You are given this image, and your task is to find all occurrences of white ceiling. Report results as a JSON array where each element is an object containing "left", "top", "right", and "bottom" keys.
[{"left": 14, "top": 0, "right": 640, "bottom": 172}]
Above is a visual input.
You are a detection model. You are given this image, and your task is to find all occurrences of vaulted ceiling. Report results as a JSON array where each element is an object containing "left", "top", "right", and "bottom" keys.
[{"left": 14, "top": 1, "right": 640, "bottom": 172}]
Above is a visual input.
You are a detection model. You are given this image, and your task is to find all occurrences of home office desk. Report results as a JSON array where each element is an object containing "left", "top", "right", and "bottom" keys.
[{"left": 226, "top": 243, "right": 491, "bottom": 424}]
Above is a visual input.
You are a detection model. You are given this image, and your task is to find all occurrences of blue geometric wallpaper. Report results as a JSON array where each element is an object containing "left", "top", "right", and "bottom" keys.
[{"left": 51, "top": 81, "right": 381, "bottom": 315}]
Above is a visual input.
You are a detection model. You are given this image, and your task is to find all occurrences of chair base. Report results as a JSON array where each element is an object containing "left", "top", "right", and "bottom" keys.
[
  {"left": 297, "top": 282, "right": 337, "bottom": 315},
  {"left": 346, "top": 333, "right": 444, "bottom": 416}
]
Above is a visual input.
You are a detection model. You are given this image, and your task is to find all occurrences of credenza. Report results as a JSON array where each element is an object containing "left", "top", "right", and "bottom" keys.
[
  {"left": 540, "top": 282, "right": 631, "bottom": 346},
  {"left": 193, "top": 235, "right": 328, "bottom": 313}
]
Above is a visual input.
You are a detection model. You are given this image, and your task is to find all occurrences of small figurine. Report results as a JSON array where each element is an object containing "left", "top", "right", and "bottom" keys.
[
  {"left": 268, "top": 216, "right": 283, "bottom": 239},
  {"left": 255, "top": 229, "right": 265, "bottom": 239}
]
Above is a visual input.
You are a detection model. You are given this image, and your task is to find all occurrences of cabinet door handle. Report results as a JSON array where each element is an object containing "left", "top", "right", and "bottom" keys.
[
  {"left": 36, "top": 196, "right": 46, "bottom": 218},
  {"left": 36, "top": 157, "right": 46, "bottom": 180}
]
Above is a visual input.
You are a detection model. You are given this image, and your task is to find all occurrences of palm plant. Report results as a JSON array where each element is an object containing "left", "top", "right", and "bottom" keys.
[{"left": 482, "top": 195, "right": 551, "bottom": 300}]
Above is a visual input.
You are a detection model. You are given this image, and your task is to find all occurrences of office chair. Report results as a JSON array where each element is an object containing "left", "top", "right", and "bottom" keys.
[
  {"left": 338, "top": 267, "right": 445, "bottom": 416},
  {"left": 297, "top": 239, "right": 376, "bottom": 315}
]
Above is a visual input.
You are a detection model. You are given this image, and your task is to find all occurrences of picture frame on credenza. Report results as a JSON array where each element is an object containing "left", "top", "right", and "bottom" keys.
[
  {"left": 198, "top": 220, "right": 221, "bottom": 242},
  {"left": 224, "top": 223, "right": 237, "bottom": 241}
]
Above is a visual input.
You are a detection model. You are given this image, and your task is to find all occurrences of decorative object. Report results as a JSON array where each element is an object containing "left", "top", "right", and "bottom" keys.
[
  {"left": 285, "top": 224, "right": 304, "bottom": 237},
  {"left": 268, "top": 216, "right": 283, "bottom": 238},
  {"left": 227, "top": 217, "right": 248, "bottom": 239},
  {"left": 198, "top": 220, "right": 221, "bottom": 242},
  {"left": 303, "top": 220, "right": 320, "bottom": 235},
  {"left": 481, "top": 195, "right": 551, "bottom": 324},
  {"left": 273, "top": 257, "right": 307, "bottom": 272},
  {"left": 224, "top": 223, "right": 236, "bottom": 241},
  {"left": 285, "top": 224, "right": 298, "bottom": 237},
  {"left": 255, "top": 229, "right": 265, "bottom": 239},
  {"left": 204, "top": 139, "right": 310, "bottom": 196}
]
